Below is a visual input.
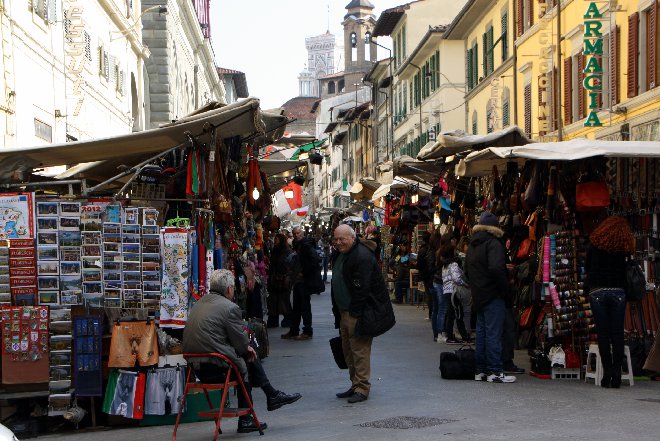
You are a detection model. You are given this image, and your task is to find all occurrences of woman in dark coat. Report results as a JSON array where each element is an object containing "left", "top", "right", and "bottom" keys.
[
  {"left": 586, "top": 216, "right": 635, "bottom": 388},
  {"left": 266, "top": 233, "right": 293, "bottom": 328}
]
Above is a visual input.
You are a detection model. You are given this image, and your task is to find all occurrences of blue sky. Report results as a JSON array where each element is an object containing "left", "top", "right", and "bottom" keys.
[{"left": 210, "top": 0, "right": 402, "bottom": 109}]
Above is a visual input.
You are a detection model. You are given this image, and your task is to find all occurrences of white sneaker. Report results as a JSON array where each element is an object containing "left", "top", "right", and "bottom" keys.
[
  {"left": 487, "top": 373, "right": 516, "bottom": 383},
  {"left": 474, "top": 373, "right": 487, "bottom": 381}
]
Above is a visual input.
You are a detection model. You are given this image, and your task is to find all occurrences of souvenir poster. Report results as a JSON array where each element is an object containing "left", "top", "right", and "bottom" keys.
[
  {"left": 0, "top": 193, "right": 34, "bottom": 240},
  {"left": 1, "top": 306, "right": 50, "bottom": 384},
  {"left": 160, "top": 228, "right": 189, "bottom": 328}
]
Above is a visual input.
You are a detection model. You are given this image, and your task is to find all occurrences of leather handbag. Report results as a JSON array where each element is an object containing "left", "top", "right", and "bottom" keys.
[
  {"left": 515, "top": 238, "right": 533, "bottom": 260},
  {"left": 625, "top": 258, "right": 647, "bottom": 302},
  {"left": 329, "top": 336, "right": 348, "bottom": 370},
  {"left": 575, "top": 181, "right": 610, "bottom": 212},
  {"left": 439, "top": 345, "right": 475, "bottom": 379}
]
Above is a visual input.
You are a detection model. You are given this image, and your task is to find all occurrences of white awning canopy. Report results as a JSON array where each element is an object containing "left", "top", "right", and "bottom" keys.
[
  {"left": 457, "top": 139, "right": 660, "bottom": 177},
  {"left": 0, "top": 98, "right": 289, "bottom": 183},
  {"left": 417, "top": 126, "right": 531, "bottom": 160}
]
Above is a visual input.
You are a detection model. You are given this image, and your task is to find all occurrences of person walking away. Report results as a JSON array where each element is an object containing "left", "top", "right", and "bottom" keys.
[
  {"left": 266, "top": 234, "right": 293, "bottom": 328},
  {"left": 432, "top": 234, "right": 453, "bottom": 342},
  {"left": 282, "top": 227, "right": 323, "bottom": 340},
  {"left": 392, "top": 246, "right": 410, "bottom": 303},
  {"left": 585, "top": 216, "right": 635, "bottom": 388},
  {"left": 318, "top": 234, "right": 331, "bottom": 282},
  {"left": 417, "top": 232, "right": 434, "bottom": 320},
  {"left": 439, "top": 243, "right": 470, "bottom": 343},
  {"left": 183, "top": 269, "right": 301, "bottom": 433},
  {"left": 331, "top": 225, "right": 395, "bottom": 403},
  {"left": 465, "top": 212, "right": 516, "bottom": 383}
]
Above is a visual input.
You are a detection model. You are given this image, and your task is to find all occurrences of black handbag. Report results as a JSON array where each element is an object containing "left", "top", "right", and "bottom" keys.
[
  {"left": 329, "top": 336, "right": 347, "bottom": 369},
  {"left": 625, "top": 258, "right": 646, "bottom": 301},
  {"left": 439, "top": 345, "right": 475, "bottom": 379}
]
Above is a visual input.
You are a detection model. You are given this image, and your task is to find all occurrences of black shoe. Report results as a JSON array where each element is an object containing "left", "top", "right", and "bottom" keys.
[
  {"left": 347, "top": 392, "right": 368, "bottom": 403},
  {"left": 266, "top": 391, "right": 302, "bottom": 411},
  {"left": 610, "top": 375, "right": 621, "bottom": 388},
  {"left": 445, "top": 337, "right": 463, "bottom": 345},
  {"left": 335, "top": 388, "right": 354, "bottom": 398},
  {"left": 601, "top": 376, "right": 612, "bottom": 388},
  {"left": 237, "top": 415, "right": 267, "bottom": 433},
  {"left": 504, "top": 365, "right": 526, "bottom": 374}
]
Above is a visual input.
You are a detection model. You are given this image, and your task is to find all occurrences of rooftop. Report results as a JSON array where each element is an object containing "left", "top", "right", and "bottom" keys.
[
  {"left": 280, "top": 97, "right": 319, "bottom": 122},
  {"left": 345, "top": 0, "right": 375, "bottom": 10},
  {"left": 373, "top": 2, "right": 419, "bottom": 37},
  {"left": 217, "top": 67, "right": 248, "bottom": 98}
]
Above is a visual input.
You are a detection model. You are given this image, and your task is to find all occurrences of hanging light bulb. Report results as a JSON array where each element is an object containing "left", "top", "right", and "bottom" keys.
[
  {"left": 285, "top": 189, "right": 294, "bottom": 199},
  {"left": 252, "top": 187, "right": 260, "bottom": 200},
  {"left": 433, "top": 211, "right": 441, "bottom": 225}
]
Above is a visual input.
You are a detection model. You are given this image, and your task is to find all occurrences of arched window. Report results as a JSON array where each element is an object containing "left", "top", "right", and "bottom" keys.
[
  {"left": 472, "top": 110, "right": 478, "bottom": 135},
  {"left": 328, "top": 81, "right": 336, "bottom": 94},
  {"left": 338, "top": 79, "right": 345, "bottom": 93}
]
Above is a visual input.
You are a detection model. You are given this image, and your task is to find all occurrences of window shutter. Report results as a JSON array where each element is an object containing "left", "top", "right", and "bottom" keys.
[
  {"left": 527, "top": 0, "right": 534, "bottom": 28},
  {"left": 564, "top": 57, "right": 572, "bottom": 123},
  {"left": 482, "top": 32, "right": 488, "bottom": 76},
  {"left": 467, "top": 49, "right": 473, "bottom": 89},
  {"left": 524, "top": 84, "right": 531, "bottom": 137},
  {"left": 611, "top": 25, "right": 619, "bottom": 105},
  {"left": 473, "top": 43, "right": 479, "bottom": 84},
  {"left": 84, "top": 32, "right": 91, "bottom": 62},
  {"left": 502, "top": 99, "right": 510, "bottom": 127},
  {"left": 488, "top": 27, "right": 494, "bottom": 74},
  {"left": 649, "top": 2, "right": 657, "bottom": 89},
  {"left": 517, "top": 0, "right": 524, "bottom": 37},
  {"left": 501, "top": 12, "right": 509, "bottom": 61},
  {"left": 47, "top": 0, "right": 57, "bottom": 23},
  {"left": 628, "top": 12, "right": 639, "bottom": 98},
  {"left": 577, "top": 51, "right": 585, "bottom": 119}
]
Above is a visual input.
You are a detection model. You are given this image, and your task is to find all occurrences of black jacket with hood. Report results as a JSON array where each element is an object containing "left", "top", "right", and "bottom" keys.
[
  {"left": 331, "top": 239, "right": 390, "bottom": 330},
  {"left": 465, "top": 224, "right": 511, "bottom": 312},
  {"left": 294, "top": 236, "right": 322, "bottom": 291}
]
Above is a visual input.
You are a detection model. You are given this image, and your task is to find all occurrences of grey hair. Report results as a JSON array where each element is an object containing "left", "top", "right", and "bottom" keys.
[
  {"left": 210, "top": 269, "right": 235, "bottom": 296},
  {"left": 335, "top": 224, "right": 356, "bottom": 238}
]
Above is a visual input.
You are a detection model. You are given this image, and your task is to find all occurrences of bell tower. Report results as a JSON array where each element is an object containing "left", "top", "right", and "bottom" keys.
[{"left": 342, "top": 0, "right": 376, "bottom": 87}]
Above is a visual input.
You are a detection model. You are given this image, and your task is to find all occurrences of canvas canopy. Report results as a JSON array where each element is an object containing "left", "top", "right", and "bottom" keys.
[
  {"left": 416, "top": 126, "right": 531, "bottom": 160},
  {"left": 456, "top": 139, "right": 660, "bottom": 177}
]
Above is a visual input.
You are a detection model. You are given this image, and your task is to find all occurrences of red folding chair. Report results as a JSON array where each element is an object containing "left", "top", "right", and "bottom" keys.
[{"left": 173, "top": 352, "right": 264, "bottom": 440}]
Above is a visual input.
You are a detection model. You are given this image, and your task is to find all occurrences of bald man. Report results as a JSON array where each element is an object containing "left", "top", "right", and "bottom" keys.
[{"left": 331, "top": 225, "right": 394, "bottom": 404}]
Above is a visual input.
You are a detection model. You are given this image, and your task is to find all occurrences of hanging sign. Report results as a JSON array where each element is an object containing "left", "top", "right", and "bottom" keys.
[{"left": 583, "top": 2, "right": 604, "bottom": 127}]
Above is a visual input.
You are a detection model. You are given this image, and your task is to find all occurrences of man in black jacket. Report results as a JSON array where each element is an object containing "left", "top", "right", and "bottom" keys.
[
  {"left": 331, "top": 224, "right": 394, "bottom": 403},
  {"left": 282, "top": 226, "right": 322, "bottom": 340},
  {"left": 465, "top": 212, "right": 516, "bottom": 383}
]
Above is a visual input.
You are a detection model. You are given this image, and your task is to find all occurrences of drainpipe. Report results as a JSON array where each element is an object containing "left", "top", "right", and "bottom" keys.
[
  {"left": 513, "top": 0, "right": 519, "bottom": 126},
  {"left": 556, "top": 1, "right": 563, "bottom": 141}
]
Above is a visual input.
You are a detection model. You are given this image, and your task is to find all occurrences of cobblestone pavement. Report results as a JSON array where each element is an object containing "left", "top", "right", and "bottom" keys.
[{"left": 41, "top": 280, "right": 659, "bottom": 440}]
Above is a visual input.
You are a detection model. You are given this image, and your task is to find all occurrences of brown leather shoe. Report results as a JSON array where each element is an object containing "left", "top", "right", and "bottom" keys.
[
  {"left": 281, "top": 332, "right": 298, "bottom": 339},
  {"left": 293, "top": 334, "right": 312, "bottom": 341}
]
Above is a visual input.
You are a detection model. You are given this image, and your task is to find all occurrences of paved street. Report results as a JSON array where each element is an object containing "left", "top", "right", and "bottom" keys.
[{"left": 43, "top": 280, "right": 659, "bottom": 441}]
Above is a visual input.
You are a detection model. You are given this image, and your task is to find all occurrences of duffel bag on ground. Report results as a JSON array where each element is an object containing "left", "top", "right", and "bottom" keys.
[{"left": 439, "top": 346, "right": 475, "bottom": 380}]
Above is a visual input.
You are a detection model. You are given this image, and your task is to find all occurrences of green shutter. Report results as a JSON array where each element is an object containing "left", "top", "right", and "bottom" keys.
[
  {"left": 482, "top": 33, "right": 488, "bottom": 76},
  {"left": 473, "top": 43, "right": 479, "bottom": 84},
  {"left": 467, "top": 49, "right": 473, "bottom": 89},
  {"left": 488, "top": 27, "right": 494, "bottom": 74},
  {"left": 501, "top": 12, "right": 509, "bottom": 61},
  {"left": 502, "top": 99, "right": 510, "bottom": 127}
]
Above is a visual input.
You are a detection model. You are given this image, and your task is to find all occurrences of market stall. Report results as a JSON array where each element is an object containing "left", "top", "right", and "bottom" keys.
[{"left": 0, "top": 98, "right": 300, "bottom": 435}]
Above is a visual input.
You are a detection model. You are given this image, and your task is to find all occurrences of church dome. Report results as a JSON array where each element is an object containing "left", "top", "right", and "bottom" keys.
[{"left": 345, "top": 0, "right": 375, "bottom": 10}]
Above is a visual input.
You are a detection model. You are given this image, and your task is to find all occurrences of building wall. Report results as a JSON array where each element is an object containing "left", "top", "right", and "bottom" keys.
[
  {"left": 514, "top": 0, "right": 660, "bottom": 142},
  {"left": 142, "top": 0, "right": 224, "bottom": 128},
  {"left": 1, "top": 0, "right": 147, "bottom": 149}
]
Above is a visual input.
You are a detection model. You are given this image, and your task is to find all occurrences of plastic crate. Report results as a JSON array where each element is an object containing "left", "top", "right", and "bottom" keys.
[{"left": 551, "top": 367, "right": 581, "bottom": 380}]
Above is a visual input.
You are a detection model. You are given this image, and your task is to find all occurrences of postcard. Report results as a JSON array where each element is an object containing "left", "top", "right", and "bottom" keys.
[{"left": 36, "top": 202, "right": 59, "bottom": 217}]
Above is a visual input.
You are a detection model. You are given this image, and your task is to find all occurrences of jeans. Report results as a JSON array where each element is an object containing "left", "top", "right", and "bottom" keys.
[
  {"left": 432, "top": 282, "right": 446, "bottom": 338},
  {"left": 590, "top": 288, "right": 626, "bottom": 379},
  {"left": 425, "top": 282, "right": 437, "bottom": 337},
  {"left": 446, "top": 293, "right": 469, "bottom": 340},
  {"left": 475, "top": 298, "right": 505, "bottom": 375},
  {"left": 290, "top": 282, "right": 313, "bottom": 336},
  {"left": 394, "top": 280, "right": 409, "bottom": 303}
]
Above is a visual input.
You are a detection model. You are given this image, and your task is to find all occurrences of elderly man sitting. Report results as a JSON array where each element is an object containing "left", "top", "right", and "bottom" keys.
[{"left": 183, "top": 269, "right": 302, "bottom": 433}]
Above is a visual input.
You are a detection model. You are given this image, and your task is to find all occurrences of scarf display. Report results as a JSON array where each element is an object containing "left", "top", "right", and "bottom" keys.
[{"left": 160, "top": 228, "right": 190, "bottom": 328}]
